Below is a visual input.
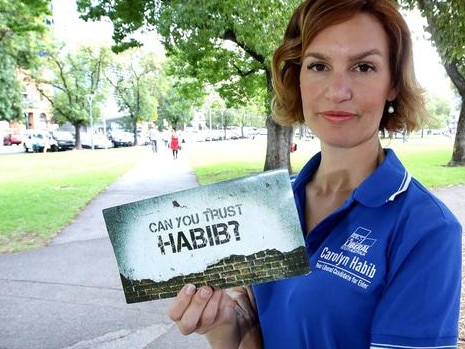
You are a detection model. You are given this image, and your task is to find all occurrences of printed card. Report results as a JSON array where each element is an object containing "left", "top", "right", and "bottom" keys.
[{"left": 103, "top": 169, "right": 310, "bottom": 303}]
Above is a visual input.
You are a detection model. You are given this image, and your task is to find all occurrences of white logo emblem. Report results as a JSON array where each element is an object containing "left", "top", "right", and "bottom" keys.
[{"left": 341, "top": 227, "right": 376, "bottom": 256}]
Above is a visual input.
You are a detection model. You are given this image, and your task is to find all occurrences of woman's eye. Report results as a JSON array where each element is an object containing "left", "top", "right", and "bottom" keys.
[
  {"left": 355, "top": 63, "right": 375, "bottom": 73},
  {"left": 307, "top": 63, "right": 327, "bottom": 72}
]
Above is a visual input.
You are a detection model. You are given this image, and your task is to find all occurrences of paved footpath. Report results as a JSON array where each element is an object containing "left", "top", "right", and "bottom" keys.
[
  {"left": 0, "top": 146, "right": 464, "bottom": 349},
  {"left": 0, "top": 148, "right": 210, "bottom": 349}
]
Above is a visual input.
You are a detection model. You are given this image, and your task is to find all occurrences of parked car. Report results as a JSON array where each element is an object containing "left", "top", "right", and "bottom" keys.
[
  {"left": 109, "top": 130, "right": 134, "bottom": 147},
  {"left": 3, "top": 134, "right": 22, "bottom": 146},
  {"left": 51, "top": 130, "right": 75, "bottom": 151},
  {"left": 137, "top": 132, "right": 150, "bottom": 146},
  {"left": 23, "top": 130, "right": 59, "bottom": 152},
  {"left": 81, "top": 133, "right": 113, "bottom": 149}
]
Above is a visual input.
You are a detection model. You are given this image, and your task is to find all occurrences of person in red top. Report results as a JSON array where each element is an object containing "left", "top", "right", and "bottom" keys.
[{"left": 170, "top": 129, "right": 180, "bottom": 159}]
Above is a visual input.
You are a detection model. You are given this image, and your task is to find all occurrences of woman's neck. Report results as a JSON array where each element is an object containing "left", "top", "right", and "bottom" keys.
[{"left": 313, "top": 141, "right": 384, "bottom": 194}]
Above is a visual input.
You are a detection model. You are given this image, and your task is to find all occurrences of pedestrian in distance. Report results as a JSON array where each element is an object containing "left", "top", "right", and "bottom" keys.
[
  {"left": 167, "top": 0, "right": 462, "bottom": 348},
  {"left": 170, "top": 128, "right": 180, "bottom": 160},
  {"left": 148, "top": 125, "right": 158, "bottom": 154},
  {"left": 162, "top": 129, "right": 170, "bottom": 148}
]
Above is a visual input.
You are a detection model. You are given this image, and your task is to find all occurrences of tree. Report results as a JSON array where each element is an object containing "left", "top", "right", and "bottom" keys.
[
  {"left": 0, "top": 0, "right": 52, "bottom": 122},
  {"left": 425, "top": 94, "right": 451, "bottom": 131},
  {"left": 400, "top": 0, "right": 465, "bottom": 166},
  {"left": 77, "top": 0, "right": 301, "bottom": 171},
  {"left": 156, "top": 56, "right": 207, "bottom": 130},
  {"left": 158, "top": 80, "right": 197, "bottom": 131},
  {"left": 106, "top": 49, "right": 163, "bottom": 144},
  {"left": 30, "top": 46, "right": 112, "bottom": 148},
  {"left": 0, "top": 0, "right": 51, "bottom": 66},
  {"left": 0, "top": 55, "right": 22, "bottom": 122}
]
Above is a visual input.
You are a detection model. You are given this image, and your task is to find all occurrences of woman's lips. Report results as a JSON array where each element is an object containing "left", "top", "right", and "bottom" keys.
[{"left": 321, "top": 110, "right": 357, "bottom": 122}]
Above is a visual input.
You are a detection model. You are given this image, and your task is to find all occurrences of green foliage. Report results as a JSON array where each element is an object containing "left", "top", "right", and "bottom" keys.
[
  {"left": 35, "top": 47, "right": 110, "bottom": 125},
  {"left": 154, "top": 0, "right": 299, "bottom": 110},
  {"left": 77, "top": 0, "right": 299, "bottom": 111},
  {"left": 0, "top": 0, "right": 51, "bottom": 35},
  {"left": 0, "top": 0, "right": 51, "bottom": 64},
  {"left": 0, "top": 55, "right": 22, "bottom": 122},
  {"left": 107, "top": 48, "right": 164, "bottom": 136},
  {"left": 158, "top": 81, "right": 196, "bottom": 130},
  {"left": 401, "top": 0, "right": 465, "bottom": 64},
  {"left": 77, "top": 0, "right": 153, "bottom": 52},
  {"left": 29, "top": 45, "right": 112, "bottom": 142},
  {"left": 398, "top": 1, "right": 465, "bottom": 165},
  {"left": 425, "top": 94, "right": 451, "bottom": 129},
  {"left": 0, "top": 0, "right": 52, "bottom": 122},
  {"left": 399, "top": 1, "right": 465, "bottom": 95}
]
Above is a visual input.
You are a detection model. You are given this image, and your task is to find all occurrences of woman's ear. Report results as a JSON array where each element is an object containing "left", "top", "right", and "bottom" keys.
[{"left": 387, "top": 84, "right": 398, "bottom": 102}]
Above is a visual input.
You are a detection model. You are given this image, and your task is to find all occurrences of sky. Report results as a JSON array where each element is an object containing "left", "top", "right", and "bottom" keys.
[
  {"left": 51, "top": 1, "right": 454, "bottom": 102},
  {"left": 405, "top": 10, "right": 454, "bottom": 101},
  {"left": 51, "top": 0, "right": 113, "bottom": 48}
]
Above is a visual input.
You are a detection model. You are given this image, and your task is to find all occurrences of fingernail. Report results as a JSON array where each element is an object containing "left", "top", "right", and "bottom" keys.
[
  {"left": 199, "top": 287, "right": 211, "bottom": 299},
  {"left": 185, "top": 284, "right": 196, "bottom": 296}
]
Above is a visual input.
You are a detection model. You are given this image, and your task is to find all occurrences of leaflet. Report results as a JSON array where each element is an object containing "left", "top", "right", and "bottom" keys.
[{"left": 103, "top": 169, "right": 310, "bottom": 303}]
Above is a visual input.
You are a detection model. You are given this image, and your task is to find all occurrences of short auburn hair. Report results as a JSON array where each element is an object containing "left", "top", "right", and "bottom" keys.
[{"left": 271, "top": 0, "right": 428, "bottom": 134}]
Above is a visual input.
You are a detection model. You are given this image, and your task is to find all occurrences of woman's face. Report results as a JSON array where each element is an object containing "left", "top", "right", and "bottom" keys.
[{"left": 300, "top": 13, "right": 396, "bottom": 149}]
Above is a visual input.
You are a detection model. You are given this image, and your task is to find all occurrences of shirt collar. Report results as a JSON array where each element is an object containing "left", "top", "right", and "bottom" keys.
[{"left": 353, "top": 148, "right": 411, "bottom": 207}]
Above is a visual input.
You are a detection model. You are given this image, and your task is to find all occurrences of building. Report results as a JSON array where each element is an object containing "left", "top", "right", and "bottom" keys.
[{"left": 20, "top": 69, "right": 54, "bottom": 131}]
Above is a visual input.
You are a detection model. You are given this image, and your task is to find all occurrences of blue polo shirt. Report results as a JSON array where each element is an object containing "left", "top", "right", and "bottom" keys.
[{"left": 253, "top": 149, "right": 462, "bottom": 348}]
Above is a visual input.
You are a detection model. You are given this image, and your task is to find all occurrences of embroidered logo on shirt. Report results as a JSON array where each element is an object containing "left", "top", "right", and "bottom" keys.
[
  {"left": 315, "top": 227, "right": 378, "bottom": 290},
  {"left": 340, "top": 227, "right": 377, "bottom": 257}
]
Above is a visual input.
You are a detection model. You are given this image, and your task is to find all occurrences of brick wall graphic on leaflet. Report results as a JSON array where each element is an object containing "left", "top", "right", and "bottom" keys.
[
  {"left": 103, "top": 169, "right": 311, "bottom": 303},
  {"left": 122, "top": 246, "right": 309, "bottom": 303}
]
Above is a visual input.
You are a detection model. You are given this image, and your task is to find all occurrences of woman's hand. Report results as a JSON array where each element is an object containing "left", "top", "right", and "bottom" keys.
[{"left": 168, "top": 284, "right": 262, "bottom": 349}]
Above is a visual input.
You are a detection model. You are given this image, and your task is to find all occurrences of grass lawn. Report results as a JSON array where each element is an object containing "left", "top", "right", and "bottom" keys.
[
  {"left": 0, "top": 135, "right": 463, "bottom": 254},
  {"left": 0, "top": 147, "right": 145, "bottom": 253},
  {"left": 382, "top": 136, "right": 465, "bottom": 188}
]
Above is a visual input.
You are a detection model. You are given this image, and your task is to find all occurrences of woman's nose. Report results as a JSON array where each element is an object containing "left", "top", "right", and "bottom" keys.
[{"left": 324, "top": 72, "right": 352, "bottom": 102}]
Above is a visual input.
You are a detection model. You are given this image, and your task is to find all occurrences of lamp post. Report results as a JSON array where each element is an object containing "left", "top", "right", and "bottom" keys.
[{"left": 86, "top": 93, "right": 94, "bottom": 150}]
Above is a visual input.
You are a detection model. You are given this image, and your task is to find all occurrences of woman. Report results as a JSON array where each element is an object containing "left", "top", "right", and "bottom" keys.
[
  {"left": 168, "top": 0, "right": 462, "bottom": 348},
  {"left": 170, "top": 128, "right": 180, "bottom": 159}
]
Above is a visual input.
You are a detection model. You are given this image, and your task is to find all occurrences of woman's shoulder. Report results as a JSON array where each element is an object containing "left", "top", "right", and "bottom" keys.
[
  {"left": 409, "top": 177, "right": 455, "bottom": 213},
  {"left": 399, "top": 178, "right": 462, "bottom": 236}
]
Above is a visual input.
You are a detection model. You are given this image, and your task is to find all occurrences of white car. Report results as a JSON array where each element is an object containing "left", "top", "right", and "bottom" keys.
[
  {"left": 81, "top": 133, "right": 113, "bottom": 149},
  {"left": 109, "top": 130, "right": 134, "bottom": 147},
  {"left": 23, "top": 130, "right": 59, "bottom": 153}
]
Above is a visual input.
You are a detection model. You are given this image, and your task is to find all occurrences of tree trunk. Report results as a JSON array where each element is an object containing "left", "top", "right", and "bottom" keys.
[
  {"left": 443, "top": 60, "right": 465, "bottom": 166},
  {"left": 449, "top": 102, "right": 465, "bottom": 166},
  {"left": 74, "top": 124, "right": 82, "bottom": 150},
  {"left": 263, "top": 67, "right": 294, "bottom": 173},
  {"left": 263, "top": 116, "right": 293, "bottom": 172},
  {"left": 132, "top": 121, "right": 138, "bottom": 146},
  {"left": 411, "top": 3, "right": 465, "bottom": 167}
]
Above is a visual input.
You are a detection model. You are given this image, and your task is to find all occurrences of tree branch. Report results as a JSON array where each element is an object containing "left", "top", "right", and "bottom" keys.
[
  {"left": 444, "top": 59, "right": 465, "bottom": 95},
  {"left": 223, "top": 29, "right": 266, "bottom": 66}
]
